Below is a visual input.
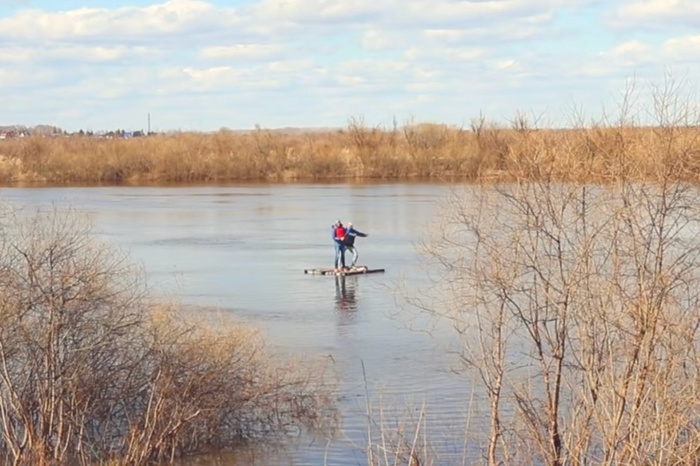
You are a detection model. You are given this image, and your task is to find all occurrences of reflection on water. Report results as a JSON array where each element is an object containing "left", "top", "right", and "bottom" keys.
[
  {"left": 334, "top": 274, "right": 358, "bottom": 316},
  {"left": 0, "top": 182, "right": 472, "bottom": 465}
]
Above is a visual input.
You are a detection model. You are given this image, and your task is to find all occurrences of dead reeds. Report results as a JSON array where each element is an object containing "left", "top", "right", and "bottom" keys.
[{"left": 1, "top": 118, "right": 699, "bottom": 185}]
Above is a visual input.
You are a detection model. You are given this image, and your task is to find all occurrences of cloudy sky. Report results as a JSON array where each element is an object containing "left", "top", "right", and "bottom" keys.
[{"left": 0, "top": 0, "right": 698, "bottom": 132}]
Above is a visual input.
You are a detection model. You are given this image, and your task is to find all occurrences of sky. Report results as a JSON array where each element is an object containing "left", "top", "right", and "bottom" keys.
[{"left": 0, "top": 0, "right": 698, "bottom": 132}]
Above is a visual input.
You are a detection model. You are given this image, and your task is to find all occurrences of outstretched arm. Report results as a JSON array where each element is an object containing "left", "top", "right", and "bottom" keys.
[{"left": 353, "top": 228, "right": 368, "bottom": 237}]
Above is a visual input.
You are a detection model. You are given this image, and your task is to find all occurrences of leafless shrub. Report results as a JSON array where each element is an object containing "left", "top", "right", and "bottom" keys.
[
  {"left": 413, "top": 79, "right": 700, "bottom": 465},
  {"left": 0, "top": 206, "right": 336, "bottom": 465}
]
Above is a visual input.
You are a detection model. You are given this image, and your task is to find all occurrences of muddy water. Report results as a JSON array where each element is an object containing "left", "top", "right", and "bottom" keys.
[{"left": 0, "top": 183, "right": 483, "bottom": 465}]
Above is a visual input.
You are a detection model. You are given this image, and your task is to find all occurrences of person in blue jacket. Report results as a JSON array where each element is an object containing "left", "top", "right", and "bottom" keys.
[
  {"left": 332, "top": 220, "right": 347, "bottom": 271},
  {"left": 343, "top": 222, "right": 368, "bottom": 268}
]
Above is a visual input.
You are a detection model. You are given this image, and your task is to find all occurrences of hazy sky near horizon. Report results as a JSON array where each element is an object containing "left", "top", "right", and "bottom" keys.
[{"left": 0, "top": 0, "right": 698, "bottom": 132}]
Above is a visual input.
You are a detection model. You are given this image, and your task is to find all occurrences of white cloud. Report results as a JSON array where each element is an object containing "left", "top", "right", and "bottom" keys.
[
  {"left": 585, "top": 35, "right": 700, "bottom": 75},
  {"left": 663, "top": 35, "right": 700, "bottom": 62},
  {"left": 0, "top": 46, "right": 33, "bottom": 62},
  {"left": 0, "top": 0, "right": 568, "bottom": 66},
  {"left": 420, "top": 14, "right": 555, "bottom": 44},
  {"left": 336, "top": 75, "right": 368, "bottom": 86},
  {"left": 265, "top": 60, "right": 315, "bottom": 74},
  {"left": 404, "top": 45, "right": 485, "bottom": 62},
  {"left": 606, "top": 39, "right": 650, "bottom": 57},
  {"left": 0, "top": 0, "right": 241, "bottom": 43},
  {"left": 423, "top": 29, "right": 467, "bottom": 43},
  {"left": 360, "top": 29, "right": 403, "bottom": 51},
  {"left": 326, "top": 59, "right": 409, "bottom": 93},
  {"left": 403, "top": 0, "right": 538, "bottom": 25},
  {"left": 0, "top": 45, "right": 160, "bottom": 64},
  {"left": 609, "top": 0, "right": 700, "bottom": 29},
  {"left": 201, "top": 44, "right": 284, "bottom": 60},
  {"left": 253, "top": 0, "right": 389, "bottom": 23},
  {"left": 496, "top": 59, "right": 518, "bottom": 70},
  {"left": 615, "top": 0, "right": 687, "bottom": 18},
  {"left": 599, "top": 39, "right": 652, "bottom": 67},
  {"left": 405, "top": 81, "right": 444, "bottom": 92},
  {"left": 0, "top": 0, "right": 695, "bottom": 132},
  {"left": 251, "top": 0, "right": 568, "bottom": 35},
  {"left": 178, "top": 66, "right": 248, "bottom": 91},
  {"left": 337, "top": 59, "right": 409, "bottom": 75},
  {"left": 182, "top": 65, "right": 240, "bottom": 80},
  {"left": 0, "top": 68, "right": 26, "bottom": 87},
  {"left": 413, "top": 68, "right": 441, "bottom": 80},
  {"left": 156, "top": 62, "right": 315, "bottom": 95}
]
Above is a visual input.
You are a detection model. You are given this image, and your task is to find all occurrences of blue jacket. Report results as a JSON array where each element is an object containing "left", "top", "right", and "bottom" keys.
[{"left": 343, "top": 226, "right": 367, "bottom": 246}]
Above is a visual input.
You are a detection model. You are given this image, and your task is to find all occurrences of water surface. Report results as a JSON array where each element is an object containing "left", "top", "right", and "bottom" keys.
[{"left": 0, "top": 182, "right": 480, "bottom": 465}]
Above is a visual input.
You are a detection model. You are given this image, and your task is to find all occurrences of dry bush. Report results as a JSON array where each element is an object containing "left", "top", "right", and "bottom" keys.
[
  {"left": 344, "top": 117, "right": 400, "bottom": 178},
  {"left": 121, "top": 307, "right": 335, "bottom": 465},
  {"left": 413, "top": 82, "right": 700, "bottom": 465},
  {"left": 417, "top": 178, "right": 700, "bottom": 466},
  {"left": 0, "top": 206, "right": 335, "bottom": 465}
]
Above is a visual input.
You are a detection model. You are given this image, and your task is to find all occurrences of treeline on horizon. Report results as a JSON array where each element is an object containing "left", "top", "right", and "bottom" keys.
[{"left": 0, "top": 114, "right": 699, "bottom": 184}]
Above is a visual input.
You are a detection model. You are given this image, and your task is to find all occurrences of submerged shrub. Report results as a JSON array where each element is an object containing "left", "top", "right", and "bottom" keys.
[{"left": 0, "top": 206, "right": 335, "bottom": 465}]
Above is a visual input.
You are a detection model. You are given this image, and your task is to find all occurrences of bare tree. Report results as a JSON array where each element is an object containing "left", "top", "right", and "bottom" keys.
[{"left": 415, "top": 80, "right": 700, "bottom": 465}]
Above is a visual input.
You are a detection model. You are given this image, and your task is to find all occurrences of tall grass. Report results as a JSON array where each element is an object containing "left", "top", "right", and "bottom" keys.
[{"left": 2, "top": 118, "right": 699, "bottom": 184}]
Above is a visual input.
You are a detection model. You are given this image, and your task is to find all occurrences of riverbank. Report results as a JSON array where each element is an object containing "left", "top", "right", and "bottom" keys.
[{"left": 1, "top": 120, "right": 698, "bottom": 185}]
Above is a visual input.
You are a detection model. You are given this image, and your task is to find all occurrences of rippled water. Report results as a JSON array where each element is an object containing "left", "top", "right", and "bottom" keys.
[{"left": 0, "top": 182, "right": 483, "bottom": 465}]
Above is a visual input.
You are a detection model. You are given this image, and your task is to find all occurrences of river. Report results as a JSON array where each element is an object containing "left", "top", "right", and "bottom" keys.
[{"left": 0, "top": 182, "right": 482, "bottom": 465}]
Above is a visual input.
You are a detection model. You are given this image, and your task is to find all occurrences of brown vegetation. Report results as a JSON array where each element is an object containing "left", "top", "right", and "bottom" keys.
[
  {"left": 0, "top": 207, "right": 335, "bottom": 465},
  {"left": 404, "top": 84, "right": 700, "bottom": 465},
  {"left": 1, "top": 114, "right": 700, "bottom": 185},
  {"left": 420, "top": 178, "right": 700, "bottom": 465}
]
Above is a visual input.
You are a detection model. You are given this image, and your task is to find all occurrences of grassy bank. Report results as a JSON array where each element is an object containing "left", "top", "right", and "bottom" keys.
[{"left": 2, "top": 118, "right": 700, "bottom": 184}]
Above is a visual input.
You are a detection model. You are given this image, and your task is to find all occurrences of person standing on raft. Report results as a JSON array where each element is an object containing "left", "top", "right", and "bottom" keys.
[
  {"left": 343, "top": 222, "right": 368, "bottom": 268},
  {"left": 332, "top": 220, "right": 347, "bottom": 272}
]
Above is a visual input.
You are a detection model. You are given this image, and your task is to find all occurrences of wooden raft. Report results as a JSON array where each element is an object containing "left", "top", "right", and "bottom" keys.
[{"left": 304, "top": 265, "right": 385, "bottom": 276}]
